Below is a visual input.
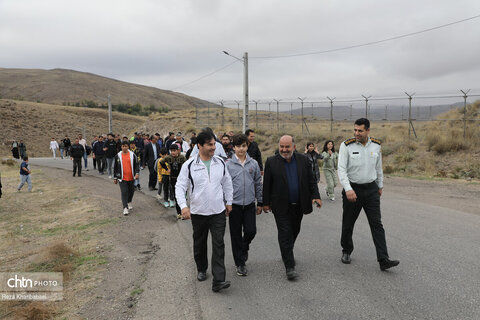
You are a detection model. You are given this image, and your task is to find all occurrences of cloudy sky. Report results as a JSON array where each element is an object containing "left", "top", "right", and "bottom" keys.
[{"left": 1, "top": 0, "right": 480, "bottom": 108}]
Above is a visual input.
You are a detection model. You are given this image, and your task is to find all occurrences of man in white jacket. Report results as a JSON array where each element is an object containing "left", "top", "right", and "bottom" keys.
[
  {"left": 49, "top": 138, "right": 59, "bottom": 159},
  {"left": 176, "top": 130, "right": 233, "bottom": 293}
]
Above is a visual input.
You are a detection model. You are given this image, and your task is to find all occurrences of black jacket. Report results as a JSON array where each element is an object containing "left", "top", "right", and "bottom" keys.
[
  {"left": 143, "top": 142, "right": 160, "bottom": 168},
  {"left": 247, "top": 141, "right": 263, "bottom": 171},
  {"left": 70, "top": 143, "right": 85, "bottom": 159},
  {"left": 113, "top": 151, "right": 140, "bottom": 181},
  {"left": 92, "top": 141, "right": 106, "bottom": 156},
  {"left": 104, "top": 140, "right": 118, "bottom": 158},
  {"left": 263, "top": 153, "right": 320, "bottom": 215}
]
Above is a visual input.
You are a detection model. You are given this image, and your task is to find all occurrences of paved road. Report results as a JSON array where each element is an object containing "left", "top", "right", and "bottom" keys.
[{"left": 29, "top": 157, "right": 480, "bottom": 320}]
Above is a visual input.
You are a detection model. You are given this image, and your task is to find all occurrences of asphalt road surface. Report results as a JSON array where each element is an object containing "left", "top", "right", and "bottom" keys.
[{"left": 29, "top": 157, "right": 480, "bottom": 320}]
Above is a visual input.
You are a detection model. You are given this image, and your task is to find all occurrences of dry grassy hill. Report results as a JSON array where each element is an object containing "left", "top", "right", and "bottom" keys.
[
  {"left": 0, "top": 68, "right": 211, "bottom": 110},
  {"left": 0, "top": 99, "right": 148, "bottom": 157}
]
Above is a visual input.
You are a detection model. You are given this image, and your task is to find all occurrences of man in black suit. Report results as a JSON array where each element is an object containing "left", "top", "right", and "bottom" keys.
[
  {"left": 263, "top": 135, "right": 322, "bottom": 280},
  {"left": 143, "top": 135, "right": 160, "bottom": 190}
]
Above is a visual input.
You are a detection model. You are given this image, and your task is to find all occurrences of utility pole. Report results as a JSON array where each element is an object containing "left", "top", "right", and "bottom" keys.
[
  {"left": 311, "top": 103, "right": 314, "bottom": 117},
  {"left": 234, "top": 100, "right": 240, "bottom": 128},
  {"left": 361, "top": 95, "right": 371, "bottom": 118},
  {"left": 243, "top": 52, "right": 249, "bottom": 131},
  {"left": 405, "top": 92, "right": 417, "bottom": 139},
  {"left": 220, "top": 100, "right": 225, "bottom": 127},
  {"left": 274, "top": 99, "right": 281, "bottom": 131},
  {"left": 327, "top": 97, "right": 335, "bottom": 134},
  {"left": 222, "top": 51, "right": 249, "bottom": 132},
  {"left": 460, "top": 89, "right": 470, "bottom": 140},
  {"left": 290, "top": 103, "right": 293, "bottom": 116},
  {"left": 298, "top": 97, "right": 306, "bottom": 134},
  {"left": 207, "top": 103, "right": 210, "bottom": 126},
  {"left": 107, "top": 94, "right": 112, "bottom": 133},
  {"left": 252, "top": 100, "right": 259, "bottom": 129},
  {"left": 195, "top": 105, "right": 198, "bottom": 127},
  {"left": 385, "top": 105, "right": 388, "bottom": 120},
  {"left": 350, "top": 105, "right": 353, "bottom": 120}
]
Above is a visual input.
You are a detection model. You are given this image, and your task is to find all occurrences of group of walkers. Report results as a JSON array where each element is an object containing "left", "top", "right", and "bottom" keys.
[{"left": 8, "top": 118, "right": 399, "bottom": 294}]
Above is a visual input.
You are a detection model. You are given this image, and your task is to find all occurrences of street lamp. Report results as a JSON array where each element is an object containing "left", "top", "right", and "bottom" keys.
[{"left": 223, "top": 51, "right": 249, "bottom": 132}]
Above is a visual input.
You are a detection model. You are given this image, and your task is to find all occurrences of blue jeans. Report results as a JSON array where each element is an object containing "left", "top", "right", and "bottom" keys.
[
  {"left": 106, "top": 157, "right": 114, "bottom": 176},
  {"left": 83, "top": 151, "right": 88, "bottom": 168},
  {"left": 18, "top": 174, "right": 32, "bottom": 191}
]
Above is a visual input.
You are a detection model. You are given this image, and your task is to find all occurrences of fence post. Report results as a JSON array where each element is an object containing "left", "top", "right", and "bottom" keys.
[
  {"left": 405, "top": 92, "right": 417, "bottom": 139},
  {"left": 298, "top": 97, "right": 306, "bottom": 134},
  {"left": 274, "top": 99, "right": 281, "bottom": 132},
  {"left": 327, "top": 97, "right": 335, "bottom": 134},
  {"left": 362, "top": 95, "right": 371, "bottom": 118},
  {"left": 460, "top": 89, "right": 470, "bottom": 140},
  {"left": 220, "top": 101, "right": 224, "bottom": 128}
]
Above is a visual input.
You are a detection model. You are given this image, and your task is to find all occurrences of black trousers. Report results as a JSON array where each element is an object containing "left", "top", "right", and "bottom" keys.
[
  {"left": 169, "top": 177, "right": 181, "bottom": 214},
  {"left": 341, "top": 182, "right": 389, "bottom": 261},
  {"left": 191, "top": 212, "right": 227, "bottom": 283},
  {"left": 273, "top": 203, "right": 303, "bottom": 269},
  {"left": 162, "top": 175, "right": 172, "bottom": 201},
  {"left": 92, "top": 157, "right": 97, "bottom": 169},
  {"left": 96, "top": 155, "right": 106, "bottom": 173},
  {"left": 119, "top": 180, "right": 135, "bottom": 209},
  {"left": 148, "top": 165, "right": 156, "bottom": 188},
  {"left": 72, "top": 158, "right": 82, "bottom": 176},
  {"left": 229, "top": 203, "right": 257, "bottom": 267}
]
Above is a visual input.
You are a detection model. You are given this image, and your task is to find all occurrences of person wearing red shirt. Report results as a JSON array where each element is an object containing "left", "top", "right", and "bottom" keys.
[{"left": 114, "top": 141, "right": 140, "bottom": 215}]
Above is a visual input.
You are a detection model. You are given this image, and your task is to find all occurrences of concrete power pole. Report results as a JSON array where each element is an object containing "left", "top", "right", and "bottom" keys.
[
  {"left": 107, "top": 94, "right": 112, "bottom": 133},
  {"left": 298, "top": 97, "right": 306, "bottom": 134},
  {"left": 243, "top": 52, "right": 249, "bottom": 132},
  {"left": 460, "top": 89, "right": 470, "bottom": 140},
  {"left": 274, "top": 99, "right": 281, "bottom": 131}
]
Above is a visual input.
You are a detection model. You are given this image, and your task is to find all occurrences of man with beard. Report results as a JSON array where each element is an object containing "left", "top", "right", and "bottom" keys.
[
  {"left": 262, "top": 135, "right": 321, "bottom": 280},
  {"left": 221, "top": 134, "right": 234, "bottom": 160}
]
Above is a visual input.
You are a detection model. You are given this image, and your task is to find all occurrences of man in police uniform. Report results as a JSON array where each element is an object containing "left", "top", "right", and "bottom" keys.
[{"left": 338, "top": 118, "right": 399, "bottom": 271}]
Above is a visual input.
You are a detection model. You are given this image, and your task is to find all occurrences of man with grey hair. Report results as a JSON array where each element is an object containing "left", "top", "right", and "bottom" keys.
[{"left": 263, "top": 135, "right": 322, "bottom": 280}]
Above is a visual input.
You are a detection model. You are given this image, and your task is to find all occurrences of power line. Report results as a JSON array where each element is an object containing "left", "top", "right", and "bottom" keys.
[
  {"left": 170, "top": 60, "right": 239, "bottom": 91},
  {"left": 251, "top": 14, "right": 480, "bottom": 59}
]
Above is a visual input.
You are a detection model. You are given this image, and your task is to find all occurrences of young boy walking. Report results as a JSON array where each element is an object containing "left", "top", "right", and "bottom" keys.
[
  {"left": 18, "top": 156, "right": 32, "bottom": 192},
  {"left": 226, "top": 134, "right": 263, "bottom": 276},
  {"left": 130, "top": 141, "right": 142, "bottom": 190},
  {"left": 113, "top": 141, "right": 140, "bottom": 216},
  {"left": 156, "top": 147, "right": 170, "bottom": 206},
  {"left": 160, "top": 144, "right": 187, "bottom": 218}
]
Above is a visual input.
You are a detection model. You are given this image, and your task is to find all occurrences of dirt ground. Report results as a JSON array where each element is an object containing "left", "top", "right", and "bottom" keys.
[
  {"left": 0, "top": 162, "right": 479, "bottom": 319},
  {"left": 0, "top": 163, "right": 194, "bottom": 319}
]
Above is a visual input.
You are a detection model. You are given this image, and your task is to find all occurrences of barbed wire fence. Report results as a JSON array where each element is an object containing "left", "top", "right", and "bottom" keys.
[{"left": 194, "top": 90, "right": 480, "bottom": 141}]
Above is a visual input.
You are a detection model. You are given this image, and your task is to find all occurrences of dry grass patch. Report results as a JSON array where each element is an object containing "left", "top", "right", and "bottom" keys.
[{"left": 0, "top": 164, "right": 115, "bottom": 319}]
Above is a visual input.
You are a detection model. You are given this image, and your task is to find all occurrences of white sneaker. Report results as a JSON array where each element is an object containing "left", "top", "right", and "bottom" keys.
[
  {"left": 123, "top": 208, "right": 129, "bottom": 215},
  {"left": 128, "top": 203, "right": 133, "bottom": 210},
  {"left": 330, "top": 197, "right": 335, "bottom": 201},
  {"left": 108, "top": 175, "right": 112, "bottom": 179}
]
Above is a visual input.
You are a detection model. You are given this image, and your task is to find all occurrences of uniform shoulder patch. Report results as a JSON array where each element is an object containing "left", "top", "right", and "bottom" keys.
[
  {"left": 344, "top": 138, "right": 356, "bottom": 146},
  {"left": 371, "top": 137, "right": 382, "bottom": 145}
]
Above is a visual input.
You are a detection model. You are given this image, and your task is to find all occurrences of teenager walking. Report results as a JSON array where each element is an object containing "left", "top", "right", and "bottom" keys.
[{"left": 113, "top": 141, "right": 140, "bottom": 216}]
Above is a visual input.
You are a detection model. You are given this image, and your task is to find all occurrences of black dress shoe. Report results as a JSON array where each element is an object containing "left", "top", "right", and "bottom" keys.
[
  {"left": 379, "top": 258, "right": 400, "bottom": 271},
  {"left": 197, "top": 271, "right": 207, "bottom": 281},
  {"left": 212, "top": 281, "right": 231, "bottom": 292},
  {"left": 286, "top": 267, "right": 298, "bottom": 280},
  {"left": 341, "top": 253, "right": 351, "bottom": 264},
  {"left": 236, "top": 265, "right": 248, "bottom": 276}
]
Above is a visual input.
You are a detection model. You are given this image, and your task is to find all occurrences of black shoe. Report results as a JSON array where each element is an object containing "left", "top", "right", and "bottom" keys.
[
  {"left": 286, "top": 267, "right": 298, "bottom": 280},
  {"left": 137, "top": 185, "right": 141, "bottom": 191},
  {"left": 73, "top": 174, "right": 75, "bottom": 177},
  {"left": 149, "top": 187, "right": 154, "bottom": 191},
  {"left": 212, "top": 281, "right": 231, "bottom": 292},
  {"left": 78, "top": 175, "right": 82, "bottom": 177},
  {"left": 197, "top": 271, "right": 207, "bottom": 281},
  {"left": 236, "top": 265, "right": 248, "bottom": 276},
  {"left": 341, "top": 253, "right": 351, "bottom": 264},
  {"left": 152, "top": 187, "right": 158, "bottom": 190},
  {"left": 379, "top": 258, "right": 400, "bottom": 271}
]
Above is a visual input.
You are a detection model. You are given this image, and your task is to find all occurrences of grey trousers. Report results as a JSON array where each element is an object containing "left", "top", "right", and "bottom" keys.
[{"left": 119, "top": 180, "right": 135, "bottom": 209}]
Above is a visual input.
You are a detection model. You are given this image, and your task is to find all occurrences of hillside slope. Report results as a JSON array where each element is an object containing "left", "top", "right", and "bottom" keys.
[
  {"left": 0, "top": 68, "right": 211, "bottom": 110},
  {"left": 0, "top": 99, "right": 146, "bottom": 157}
]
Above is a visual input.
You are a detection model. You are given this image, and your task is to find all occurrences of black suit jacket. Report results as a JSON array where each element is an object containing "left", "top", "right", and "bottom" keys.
[
  {"left": 143, "top": 142, "right": 159, "bottom": 168},
  {"left": 263, "top": 152, "right": 320, "bottom": 215}
]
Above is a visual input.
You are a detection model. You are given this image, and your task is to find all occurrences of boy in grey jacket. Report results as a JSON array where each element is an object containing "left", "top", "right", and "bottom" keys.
[{"left": 226, "top": 134, "right": 263, "bottom": 276}]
